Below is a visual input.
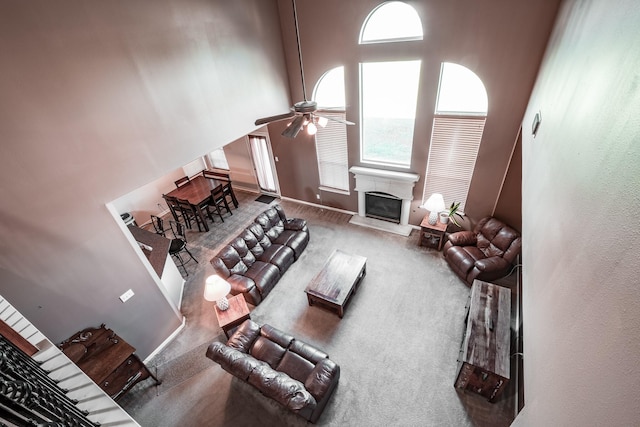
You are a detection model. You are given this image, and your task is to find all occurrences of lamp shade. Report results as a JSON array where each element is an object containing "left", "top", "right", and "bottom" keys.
[
  {"left": 422, "top": 193, "right": 446, "bottom": 225},
  {"left": 422, "top": 193, "right": 446, "bottom": 213},
  {"left": 204, "top": 275, "right": 231, "bottom": 302}
]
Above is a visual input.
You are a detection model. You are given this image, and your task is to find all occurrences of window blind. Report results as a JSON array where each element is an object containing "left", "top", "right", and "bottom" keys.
[
  {"left": 315, "top": 112, "right": 349, "bottom": 192},
  {"left": 423, "top": 116, "right": 486, "bottom": 211}
]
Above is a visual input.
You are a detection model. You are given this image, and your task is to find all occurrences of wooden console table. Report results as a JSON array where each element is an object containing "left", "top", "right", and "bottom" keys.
[
  {"left": 59, "top": 324, "right": 160, "bottom": 400},
  {"left": 455, "top": 280, "right": 511, "bottom": 402}
]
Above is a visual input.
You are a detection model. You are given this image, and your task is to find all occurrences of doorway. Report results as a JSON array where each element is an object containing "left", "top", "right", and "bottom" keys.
[{"left": 248, "top": 132, "right": 280, "bottom": 196}]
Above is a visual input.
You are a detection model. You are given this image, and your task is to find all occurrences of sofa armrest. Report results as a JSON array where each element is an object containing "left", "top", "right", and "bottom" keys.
[
  {"left": 447, "top": 231, "right": 477, "bottom": 247},
  {"left": 304, "top": 358, "right": 340, "bottom": 401},
  {"left": 248, "top": 364, "right": 317, "bottom": 412},
  {"left": 285, "top": 218, "right": 307, "bottom": 232},
  {"left": 475, "top": 256, "right": 510, "bottom": 273},
  {"left": 206, "top": 341, "right": 265, "bottom": 381}
]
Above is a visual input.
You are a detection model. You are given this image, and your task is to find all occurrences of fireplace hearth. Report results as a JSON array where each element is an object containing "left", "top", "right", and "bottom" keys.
[{"left": 365, "top": 192, "right": 402, "bottom": 224}]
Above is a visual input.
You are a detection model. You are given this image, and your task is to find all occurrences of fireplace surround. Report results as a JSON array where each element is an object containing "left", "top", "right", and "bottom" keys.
[{"left": 350, "top": 166, "right": 420, "bottom": 228}]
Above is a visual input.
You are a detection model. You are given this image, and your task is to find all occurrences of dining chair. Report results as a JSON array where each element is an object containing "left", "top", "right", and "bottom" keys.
[
  {"left": 208, "top": 185, "right": 233, "bottom": 223},
  {"left": 168, "top": 220, "right": 198, "bottom": 276},
  {"left": 174, "top": 176, "right": 190, "bottom": 188},
  {"left": 203, "top": 170, "right": 238, "bottom": 208},
  {"left": 150, "top": 215, "right": 166, "bottom": 236},
  {"left": 177, "top": 198, "right": 207, "bottom": 232},
  {"left": 163, "top": 195, "right": 183, "bottom": 223}
]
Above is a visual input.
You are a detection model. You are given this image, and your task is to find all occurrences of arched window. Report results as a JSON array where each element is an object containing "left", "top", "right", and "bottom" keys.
[
  {"left": 312, "top": 67, "right": 349, "bottom": 193},
  {"left": 423, "top": 63, "right": 488, "bottom": 211},
  {"left": 359, "top": 1, "right": 423, "bottom": 44}
]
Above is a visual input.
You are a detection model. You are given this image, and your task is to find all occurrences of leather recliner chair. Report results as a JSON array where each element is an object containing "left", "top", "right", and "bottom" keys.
[{"left": 443, "top": 217, "right": 521, "bottom": 285}]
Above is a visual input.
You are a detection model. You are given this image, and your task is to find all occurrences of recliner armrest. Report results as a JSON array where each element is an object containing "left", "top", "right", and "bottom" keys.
[
  {"left": 248, "top": 363, "right": 317, "bottom": 412},
  {"left": 285, "top": 218, "right": 307, "bottom": 232},
  {"left": 304, "top": 358, "right": 340, "bottom": 400},
  {"left": 474, "top": 256, "right": 510, "bottom": 273},
  {"left": 447, "top": 230, "right": 477, "bottom": 247}
]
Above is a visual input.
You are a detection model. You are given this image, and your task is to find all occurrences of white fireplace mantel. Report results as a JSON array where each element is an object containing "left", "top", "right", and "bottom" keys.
[{"left": 349, "top": 166, "right": 420, "bottom": 226}]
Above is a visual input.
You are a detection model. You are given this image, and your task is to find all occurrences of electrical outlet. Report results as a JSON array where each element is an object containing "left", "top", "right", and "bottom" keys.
[
  {"left": 316, "top": 194, "right": 320, "bottom": 199},
  {"left": 119, "top": 289, "right": 135, "bottom": 303}
]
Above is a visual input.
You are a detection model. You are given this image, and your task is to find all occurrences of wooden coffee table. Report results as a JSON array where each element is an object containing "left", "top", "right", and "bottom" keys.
[
  {"left": 304, "top": 249, "right": 367, "bottom": 318},
  {"left": 215, "top": 294, "right": 251, "bottom": 338}
]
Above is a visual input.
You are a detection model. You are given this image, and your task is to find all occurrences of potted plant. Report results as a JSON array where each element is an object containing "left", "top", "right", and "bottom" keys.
[{"left": 440, "top": 201, "right": 464, "bottom": 227}]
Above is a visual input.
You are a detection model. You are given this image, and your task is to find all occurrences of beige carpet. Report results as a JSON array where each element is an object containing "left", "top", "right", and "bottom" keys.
[{"left": 118, "top": 193, "right": 517, "bottom": 427}]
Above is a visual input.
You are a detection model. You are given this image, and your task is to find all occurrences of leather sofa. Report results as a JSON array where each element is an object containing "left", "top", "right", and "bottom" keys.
[
  {"left": 210, "top": 204, "right": 309, "bottom": 305},
  {"left": 443, "top": 216, "right": 521, "bottom": 285},
  {"left": 206, "top": 320, "right": 340, "bottom": 423}
]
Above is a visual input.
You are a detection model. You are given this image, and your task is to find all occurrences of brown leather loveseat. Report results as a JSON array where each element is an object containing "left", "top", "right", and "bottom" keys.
[
  {"left": 210, "top": 204, "right": 309, "bottom": 305},
  {"left": 206, "top": 320, "right": 340, "bottom": 423},
  {"left": 443, "top": 216, "right": 521, "bottom": 285}
]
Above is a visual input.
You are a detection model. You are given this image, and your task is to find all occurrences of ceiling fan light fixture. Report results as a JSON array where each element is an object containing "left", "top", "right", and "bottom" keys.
[
  {"left": 317, "top": 116, "right": 328, "bottom": 128},
  {"left": 307, "top": 122, "right": 317, "bottom": 135}
]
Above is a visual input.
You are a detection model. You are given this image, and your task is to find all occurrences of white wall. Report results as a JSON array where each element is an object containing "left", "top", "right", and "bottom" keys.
[
  {"left": 0, "top": 0, "right": 289, "bottom": 358},
  {"left": 515, "top": 0, "right": 640, "bottom": 425}
]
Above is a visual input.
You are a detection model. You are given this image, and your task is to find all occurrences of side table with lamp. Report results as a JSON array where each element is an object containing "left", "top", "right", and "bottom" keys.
[
  {"left": 420, "top": 193, "right": 448, "bottom": 250},
  {"left": 204, "top": 275, "right": 251, "bottom": 338}
]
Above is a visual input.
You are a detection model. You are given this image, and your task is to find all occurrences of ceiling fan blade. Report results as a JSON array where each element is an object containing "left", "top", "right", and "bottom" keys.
[
  {"left": 281, "top": 115, "right": 305, "bottom": 138},
  {"left": 315, "top": 113, "right": 355, "bottom": 126},
  {"left": 255, "top": 111, "right": 295, "bottom": 126}
]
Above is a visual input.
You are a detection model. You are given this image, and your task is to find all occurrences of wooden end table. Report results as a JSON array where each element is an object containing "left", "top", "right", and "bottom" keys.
[
  {"left": 214, "top": 294, "right": 251, "bottom": 338},
  {"left": 420, "top": 214, "right": 448, "bottom": 250}
]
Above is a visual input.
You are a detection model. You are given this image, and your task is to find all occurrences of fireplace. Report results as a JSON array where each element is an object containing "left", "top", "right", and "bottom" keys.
[
  {"left": 349, "top": 166, "right": 420, "bottom": 229},
  {"left": 365, "top": 192, "right": 402, "bottom": 224}
]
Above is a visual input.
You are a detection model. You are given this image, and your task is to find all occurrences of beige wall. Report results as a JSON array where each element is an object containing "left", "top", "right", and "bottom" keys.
[
  {"left": 0, "top": 0, "right": 289, "bottom": 358},
  {"left": 515, "top": 0, "right": 640, "bottom": 425},
  {"left": 269, "top": 0, "right": 560, "bottom": 226}
]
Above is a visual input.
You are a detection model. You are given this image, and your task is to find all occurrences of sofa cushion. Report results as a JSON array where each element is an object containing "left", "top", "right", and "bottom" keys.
[
  {"left": 255, "top": 208, "right": 285, "bottom": 242},
  {"left": 250, "top": 336, "right": 287, "bottom": 369},
  {"left": 259, "top": 244, "right": 294, "bottom": 274},
  {"left": 277, "top": 350, "right": 316, "bottom": 384},
  {"left": 230, "top": 237, "right": 257, "bottom": 268},
  {"left": 289, "top": 339, "right": 329, "bottom": 365},
  {"left": 214, "top": 245, "right": 248, "bottom": 276},
  {"left": 274, "top": 230, "right": 309, "bottom": 261},
  {"left": 242, "top": 225, "right": 268, "bottom": 259},
  {"left": 244, "top": 261, "right": 280, "bottom": 297},
  {"left": 206, "top": 343, "right": 267, "bottom": 381}
]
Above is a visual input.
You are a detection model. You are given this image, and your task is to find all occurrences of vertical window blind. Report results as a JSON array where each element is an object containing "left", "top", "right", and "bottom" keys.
[
  {"left": 423, "top": 116, "right": 486, "bottom": 212},
  {"left": 315, "top": 112, "right": 349, "bottom": 192}
]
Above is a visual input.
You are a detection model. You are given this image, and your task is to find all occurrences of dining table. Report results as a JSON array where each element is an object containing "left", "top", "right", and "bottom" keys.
[{"left": 165, "top": 175, "right": 224, "bottom": 232}]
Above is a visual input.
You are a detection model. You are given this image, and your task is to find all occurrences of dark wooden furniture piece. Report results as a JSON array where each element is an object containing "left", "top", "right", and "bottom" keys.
[
  {"left": 127, "top": 225, "right": 171, "bottom": 277},
  {"left": 166, "top": 175, "right": 225, "bottom": 232},
  {"left": 168, "top": 220, "right": 199, "bottom": 275},
  {"left": 214, "top": 294, "right": 251, "bottom": 338},
  {"left": 209, "top": 185, "right": 232, "bottom": 222},
  {"left": 174, "top": 175, "right": 190, "bottom": 188},
  {"left": 59, "top": 324, "right": 160, "bottom": 401},
  {"left": 419, "top": 214, "right": 448, "bottom": 250},
  {"left": 304, "top": 249, "right": 367, "bottom": 318},
  {"left": 203, "top": 169, "right": 238, "bottom": 208},
  {"left": 455, "top": 280, "right": 511, "bottom": 402}
]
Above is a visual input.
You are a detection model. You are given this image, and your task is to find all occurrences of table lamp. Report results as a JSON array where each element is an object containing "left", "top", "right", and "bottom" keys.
[
  {"left": 204, "top": 275, "right": 231, "bottom": 311},
  {"left": 422, "top": 193, "right": 446, "bottom": 225}
]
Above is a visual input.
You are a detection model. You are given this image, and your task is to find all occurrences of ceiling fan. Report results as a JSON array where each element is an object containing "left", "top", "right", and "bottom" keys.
[{"left": 254, "top": 0, "right": 355, "bottom": 138}]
